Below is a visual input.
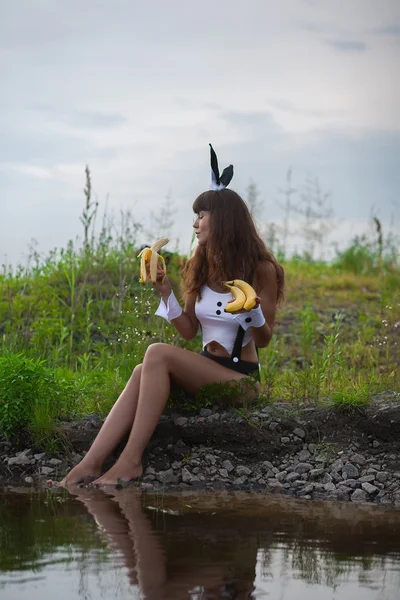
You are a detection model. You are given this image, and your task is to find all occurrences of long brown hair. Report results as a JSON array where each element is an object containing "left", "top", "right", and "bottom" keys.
[{"left": 181, "top": 189, "right": 285, "bottom": 303}]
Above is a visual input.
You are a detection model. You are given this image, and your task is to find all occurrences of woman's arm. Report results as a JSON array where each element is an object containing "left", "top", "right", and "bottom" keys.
[
  {"left": 249, "top": 261, "right": 278, "bottom": 348},
  {"left": 152, "top": 263, "right": 199, "bottom": 340},
  {"left": 159, "top": 289, "right": 199, "bottom": 340}
]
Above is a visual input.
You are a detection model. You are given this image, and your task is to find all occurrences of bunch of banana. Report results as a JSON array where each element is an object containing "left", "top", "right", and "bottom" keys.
[
  {"left": 223, "top": 279, "right": 258, "bottom": 312},
  {"left": 137, "top": 237, "right": 169, "bottom": 283}
]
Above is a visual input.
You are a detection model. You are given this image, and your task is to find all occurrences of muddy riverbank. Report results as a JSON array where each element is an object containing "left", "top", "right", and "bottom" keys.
[{"left": 1, "top": 391, "right": 400, "bottom": 507}]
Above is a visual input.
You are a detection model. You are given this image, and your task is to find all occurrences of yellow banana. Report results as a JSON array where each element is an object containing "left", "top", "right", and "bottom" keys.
[
  {"left": 223, "top": 283, "right": 247, "bottom": 313},
  {"left": 223, "top": 279, "right": 258, "bottom": 311},
  {"left": 137, "top": 237, "right": 169, "bottom": 283}
]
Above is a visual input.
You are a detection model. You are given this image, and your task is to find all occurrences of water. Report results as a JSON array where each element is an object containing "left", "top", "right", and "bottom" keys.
[{"left": 0, "top": 487, "right": 399, "bottom": 600}]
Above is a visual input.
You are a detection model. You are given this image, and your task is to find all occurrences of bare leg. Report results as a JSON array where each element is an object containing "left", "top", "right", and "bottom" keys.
[
  {"left": 94, "top": 344, "right": 259, "bottom": 486},
  {"left": 57, "top": 364, "right": 144, "bottom": 486}
]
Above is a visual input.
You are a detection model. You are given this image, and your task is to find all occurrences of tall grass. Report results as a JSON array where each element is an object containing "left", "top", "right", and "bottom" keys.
[{"left": 0, "top": 176, "right": 399, "bottom": 446}]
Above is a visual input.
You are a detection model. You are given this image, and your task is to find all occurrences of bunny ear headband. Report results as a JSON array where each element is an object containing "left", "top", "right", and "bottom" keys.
[{"left": 209, "top": 144, "right": 234, "bottom": 191}]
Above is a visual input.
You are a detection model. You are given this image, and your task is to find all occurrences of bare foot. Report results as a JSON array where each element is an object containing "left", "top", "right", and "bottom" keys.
[
  {"left": 93, "top": 458, "right": 143, "bottom": 487},
  {"left": 48, "top": 461, "right": 102, "bottom": 488}
]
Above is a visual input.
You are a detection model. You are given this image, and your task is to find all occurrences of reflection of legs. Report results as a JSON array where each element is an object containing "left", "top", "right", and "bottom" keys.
[
  {"left": 94, "top": 344, "right": 259, "bottom": 486},
  {"left": 110, "top": 490, "right": 167, "bottom": 598},
  {"left": 69, "top": 486, "right": 139, "bottom": 583},
  {"left": 59, "top": 365, "right": 143, "bottom": 485}
]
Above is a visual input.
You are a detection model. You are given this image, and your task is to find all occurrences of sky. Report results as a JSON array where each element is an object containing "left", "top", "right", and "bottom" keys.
[{"left": 1, "top": 0, "right": 400, "bottom": 265}]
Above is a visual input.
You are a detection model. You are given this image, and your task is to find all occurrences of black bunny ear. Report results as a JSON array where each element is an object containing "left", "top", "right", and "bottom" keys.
[
  {"left": 220, "top": 165, "right": 234, "bottom": 187},
  {"left": 209, "top": 143, "right": 234, "bottom": 190},
  {"left": 209, "top": 143, "right": 220, "bottom": 186}
]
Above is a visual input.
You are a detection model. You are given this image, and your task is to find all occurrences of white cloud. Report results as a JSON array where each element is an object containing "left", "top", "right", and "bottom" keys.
[{"left": 0, "top": 0, "right": 399, "bottom": 265}]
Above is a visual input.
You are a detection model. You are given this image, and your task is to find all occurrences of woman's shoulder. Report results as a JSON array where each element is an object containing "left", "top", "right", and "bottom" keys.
[{"left": 255, "top": 259, "right": 277, "bottom": 283}]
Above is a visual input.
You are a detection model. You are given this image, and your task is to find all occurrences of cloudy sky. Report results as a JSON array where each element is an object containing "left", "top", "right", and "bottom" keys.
[{"left": 1, "top": 0, "right": 399, "bottom": 265}]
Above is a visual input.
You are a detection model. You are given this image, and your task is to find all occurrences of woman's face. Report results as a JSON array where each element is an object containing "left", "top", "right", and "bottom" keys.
[{"left": 193, "top": 210, "right": 210, "bottom": 246}]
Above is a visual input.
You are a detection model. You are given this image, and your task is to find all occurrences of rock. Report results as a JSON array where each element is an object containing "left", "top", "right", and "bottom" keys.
[
  {"left": 376, "top": 472, "right": 389, "bottom": 483},
  {"left": 342, "top": 462, "right": 359, "bottom": 479},
  {"left": 309, "top": 468, "right": 324, "bottom": 480},
  {"left": 298, "top": 449, "right": 311, "bottom": 461},
  {"left": 181, "top": 467, "right": 199, "bottom": 483},
  {"left": 205, "top": 454, "right": 217, "bottom": 465},
  {"left": 362, "top": 482, "right": 379, "bottom": 495},
  {"left": 350, "top": 453, "right": 366, "bottom": 466},
  {"left": 295, "top": 462, "right": 313, "bottom": 474},
  {"left": 199, "top": 409, "right": 212, "bottom": 417},
  {"left": 24, "top": 476, "right": 34, "bottom": 484},
  {"left": 281, "top": 437, "right": 290, "bottom": 443},
  {"left": 267, "top": 480, "right": 284, "bottom": 490},
  {"left": 285, "top": 472, "right": 299, "bottom": 483},
  {"left": 293, "top": 428, "right": 306, "bottom": 439},
  {"left": 222, "top": 460, "right": 235, "bottom": 473},
  {"left": 331, "top": 459, "right": 344, "bottom": 472},
  {"left": 351, "top": 489, "right": 368, "bottom": 502},
  {"left": 34, "top": 453, "right": 46, "bottom": 461},
  {"left": 358, "top": 475, "right": 375, "bottom": 483},
  {"left": 48, "top": 458, "right": 62, "bottom": 466},
  {"left": 233, "top": 476, "right": 247, "bottom": 485},
  {"left": 297, "top": 483, "right": 314, "bottom": 496},
  {"left": 219, "top": 469, "right": 229, "bottom": 478},
  {"left": 158, "top": 469, "right": 177, "bottom": 484},
  {"left": 8, "top": 456, "right": 32, "bottom": 466},
  {"left": 40, "top": 466, "right": 54, "bottom": 475},
  {"left": 275, "top": 470, "right": 287, "bottom": 482},
  {"left": 236, "top": 465, "right": 252, "bottom": 477},
  {"left": 174, "top": 417, "right": 188, "bottom": 427}
]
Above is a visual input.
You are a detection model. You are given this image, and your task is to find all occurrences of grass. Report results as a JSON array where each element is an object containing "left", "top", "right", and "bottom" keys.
[{"left": 0, "top": 213, "right": 399, "bottom": 449}]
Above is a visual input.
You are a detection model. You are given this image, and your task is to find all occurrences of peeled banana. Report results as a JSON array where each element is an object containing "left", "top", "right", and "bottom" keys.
[
  {"left": 137, "top": 237, "right": 169, "bottom": 283},
  {"left": 223, "top": 279, "right": 258, "bottom": 312}
]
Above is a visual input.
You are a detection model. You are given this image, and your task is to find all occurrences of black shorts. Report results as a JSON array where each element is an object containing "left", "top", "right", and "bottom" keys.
[{"left": 199, "top": 349, "right": 260, "bottom": 381}]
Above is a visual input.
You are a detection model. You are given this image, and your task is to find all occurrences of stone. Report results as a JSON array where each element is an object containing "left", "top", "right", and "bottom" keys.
[
  {"left": 8, "top": 456, "right": 32, "bottom": 466},
  {"left": 48, "top": 458, "right": 62, "bottom": 466},
  {"left": 34, "top": 453, "right": 46, "bottom": 461},
  {"left": 261, "top": 460, "right": 275, "bottom": 471},
  {"left": 295, "top": 462, "right": 313, "bottom": 474},
  {"left": 205, "top": 454, "right": 217, "bottom": 465},
  {"left": 222, "top": 460, "right": 235, "bottom": 473},
  {"left": 281, "top": 437, "right": 290, "bottom": 443},
  {"left": 199, "top": 408, "right": 212, "bottom": 417},
  {"left": 342, "top": 462, "right": 359, "bottom": 479},
  {"left": 362, "top": 482, "right": 379, "bottom": 495},
  {"left": 351, "top": 489, "right": 368, "bottom": 502},
  {"left": 297, "top": 483, "right": 314, "bottom": 496},
  {"left": 236, "top": 465, "right": 252, "bottom": 477},
  {"left": 358, "top": 475, "right": 375, "bottom": 483},
  {"left": 40, "top": 466, "right": 54, "bottom": 475},
  {"left": 285, "top": 472, "right": 299, "bottom": 483},
  {"left": 174, "top": 417, "right": 188, "bottom": 426},
  {"left": 298, "top": 449, "right": 311, "bottom": 461},
  {"left": 331, "top": 459, "right": 344, "bottom": 472},
  {"left": 276, "top": 470, "right": 288, "bottom": 482},
  {"left": 267, "top": 480, "right": 284, "bottom": 490},
  {"left": 158, "top": 469, "right": 177, "bottom": 484},
  {"left": 233, "top": 476, "right": 247, "bottom": 485},
  {"left": 376, "top": 472, "right": 389, "bottom": 483},
  {"left": 309, "top": 468, "right": 324, "bottom": 480},
  {"left": 293, "top": 428, "right": 306, "bottom": 439},
  {"left": 350, "top": 453, "right": 366, "bottom": 466}
]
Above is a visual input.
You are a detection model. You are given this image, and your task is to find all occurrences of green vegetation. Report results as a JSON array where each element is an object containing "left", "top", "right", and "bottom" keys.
[{"left": 0, "top": 170, "right": 399, "bottom": 448}]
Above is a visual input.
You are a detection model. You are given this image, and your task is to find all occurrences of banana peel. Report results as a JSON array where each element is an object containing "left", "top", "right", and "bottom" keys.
[
  {"left": 223, "top": 279, "right": 258, "bottom": 312},
  {"left": 138, "top": 237, "right": 169, "bottom": 283}
]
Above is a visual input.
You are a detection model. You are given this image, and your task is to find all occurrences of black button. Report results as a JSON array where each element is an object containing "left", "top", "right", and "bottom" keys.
[
  {"left": 217, "top": 301, "right": 222, "bottom": 306},
  {"left": 245, "top": 317, "right": 252, "bottom": 323},
  {"left": 216, "top": 310, "right": 221, "bottom": 315}
]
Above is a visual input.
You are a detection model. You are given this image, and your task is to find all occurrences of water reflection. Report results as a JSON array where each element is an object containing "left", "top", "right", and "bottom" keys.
[{"left": 0, "top": 487, "right": 400, "bottom": 599}]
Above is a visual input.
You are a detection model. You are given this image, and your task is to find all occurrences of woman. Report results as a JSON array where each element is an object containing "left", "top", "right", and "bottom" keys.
[{"left": 57, "top": 146, "right": 284, "bottom": 487}]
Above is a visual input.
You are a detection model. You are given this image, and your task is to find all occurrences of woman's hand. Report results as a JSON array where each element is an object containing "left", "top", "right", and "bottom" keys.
[{"left": 147, "top": 262, "right": 172, "bottom": 298}]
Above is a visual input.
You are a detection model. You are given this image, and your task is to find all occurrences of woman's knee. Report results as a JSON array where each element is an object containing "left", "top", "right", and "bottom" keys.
[{"left": 143, "top": 343, "right": 170, "bottom": 366}]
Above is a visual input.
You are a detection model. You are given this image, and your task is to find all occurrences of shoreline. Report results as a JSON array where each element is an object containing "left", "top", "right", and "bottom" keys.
[{"left": 1, "top": 391, "right": 400, "bottom": 508}]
